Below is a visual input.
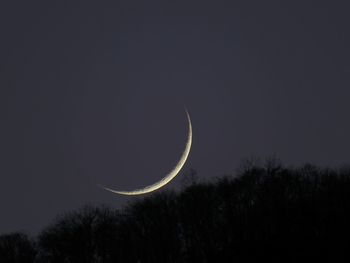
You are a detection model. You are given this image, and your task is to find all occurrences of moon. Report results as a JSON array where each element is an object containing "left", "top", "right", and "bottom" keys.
[{"left": 99, "top": 110, "right": 192, "bottom": 196}]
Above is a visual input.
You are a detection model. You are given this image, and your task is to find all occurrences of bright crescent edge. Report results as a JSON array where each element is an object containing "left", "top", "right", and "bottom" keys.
[{"left": 98, "top": 110, "right": 192, "bottom": 196}]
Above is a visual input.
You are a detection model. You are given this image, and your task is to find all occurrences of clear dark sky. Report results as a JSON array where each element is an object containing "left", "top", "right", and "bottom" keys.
[{"left": 1, "top": 1, "right": 349, "bottom": 233}]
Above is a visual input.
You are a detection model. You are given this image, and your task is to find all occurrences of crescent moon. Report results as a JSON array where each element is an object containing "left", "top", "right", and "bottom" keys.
[{"left": 99, "top": 110, "right": 192, "bottom": 196}]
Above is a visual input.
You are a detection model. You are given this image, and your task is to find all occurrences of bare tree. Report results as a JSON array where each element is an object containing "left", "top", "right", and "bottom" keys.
[
  {"left": 0, "top": 232, "right": 36, "bottom": 263},
  {"left": 37, "top": 205, "right": 121, "bottom": 263}
]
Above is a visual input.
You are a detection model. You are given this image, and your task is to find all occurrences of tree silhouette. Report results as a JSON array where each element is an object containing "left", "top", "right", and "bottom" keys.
[
  {"left": 37, "top": 205, "right": 121, "bottom": 263},
  {"left": 0, "top": 232, "right": 36, "bottom": 263},
  {"left": 177, "top": 182, "right": 220, "bottom": 262},
  {"left": 120, "top": 191, "right": 181, "bottom": 263},
  {"left": 3, "top": 160, "right": 350, "bottom": 262}
]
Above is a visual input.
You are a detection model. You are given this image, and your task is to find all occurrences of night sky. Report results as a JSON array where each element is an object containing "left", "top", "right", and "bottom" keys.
[{"left": 1, "top": 1, "right": 349, "bottom": 233}]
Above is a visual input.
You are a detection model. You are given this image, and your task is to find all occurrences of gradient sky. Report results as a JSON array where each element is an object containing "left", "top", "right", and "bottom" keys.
[{"left": 1, "top": 0, "right": 349, "bottom": 233}]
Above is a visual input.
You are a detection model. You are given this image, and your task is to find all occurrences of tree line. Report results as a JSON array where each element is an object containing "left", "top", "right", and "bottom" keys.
[{"left": 2, "top": 160, "right": 350, "bottom": 262}]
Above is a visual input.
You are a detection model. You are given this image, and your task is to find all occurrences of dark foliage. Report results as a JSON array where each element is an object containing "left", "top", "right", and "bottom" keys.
[
  {"left": 36, "top": 206, "right": 121, "bottom": 263},
  {"left": 2, "top": 162, "right": 350, "bottom": 262},
  {"left": 0, "top": 232, "right": 36, "bottom": 263}
]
